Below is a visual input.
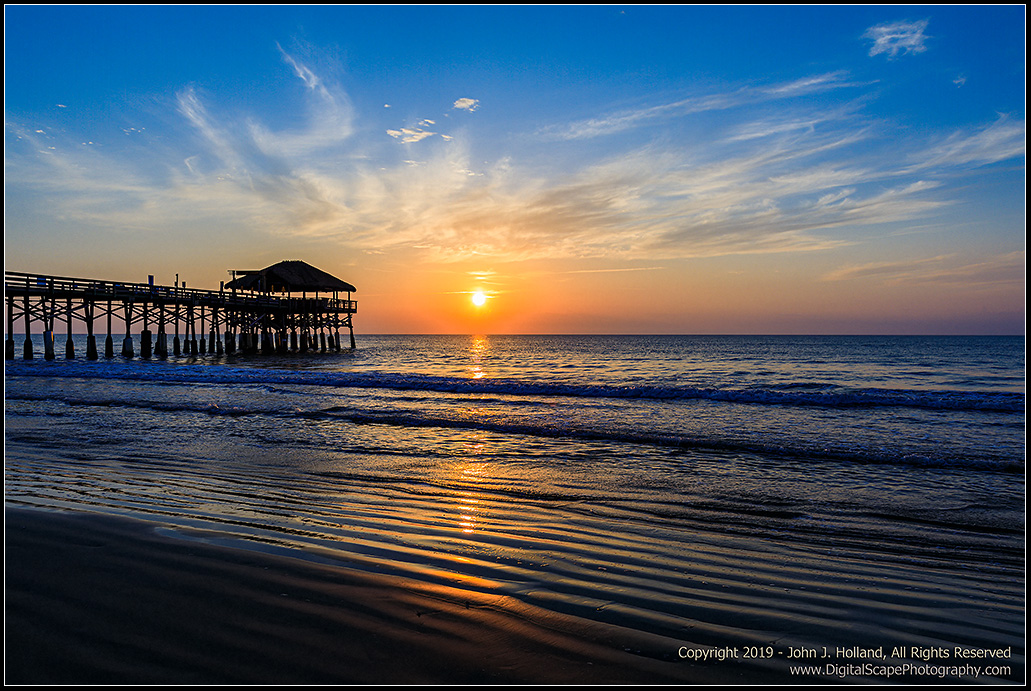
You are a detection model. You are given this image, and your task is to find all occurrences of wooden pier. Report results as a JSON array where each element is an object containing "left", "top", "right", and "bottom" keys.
[{"left": 5, "top": 261, "right": 357, "bottom": 361}]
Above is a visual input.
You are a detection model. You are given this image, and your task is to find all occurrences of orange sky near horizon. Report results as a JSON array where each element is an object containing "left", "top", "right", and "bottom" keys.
[{"left": 5, "top": 238, "right": 1023, "bottom": 336}]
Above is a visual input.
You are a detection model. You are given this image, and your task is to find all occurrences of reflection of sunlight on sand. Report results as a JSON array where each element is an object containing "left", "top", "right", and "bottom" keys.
[
  {"left": 455, "top": 454, "right": 487, "bottom": 534},
  {"left": 396, "top": 559, "right": 507, "bottom": 591},
  {"left": 457, "top": 496, "right": 480, "bottom": 533}
]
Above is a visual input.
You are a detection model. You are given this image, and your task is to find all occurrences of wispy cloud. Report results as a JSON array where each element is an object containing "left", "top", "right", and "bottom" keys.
[
  {"left": 901, "top": 115, "right": 1026, "bottom": 173},
  {"left": 823, "top": 251, "right": 1024, "bottom": 286},
  {"left": 4, "top": 47, "right": 1024, "bottom": 269},
  {"left": 559, "top": 266, "right": 666, "bottom": 275},
  {"left": 759, "top": 72, "right": 859, "bottom": 97},
  {"left": 539, "top": 72, "right": 858, "bottom": 141},
  {"left": 863, "top": 20, "right": 930, "bottom": 58}
]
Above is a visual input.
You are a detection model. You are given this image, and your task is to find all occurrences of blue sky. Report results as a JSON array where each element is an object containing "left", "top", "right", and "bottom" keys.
[{"left": 4, "top": 5, "right": 1025, "bottom": 334}]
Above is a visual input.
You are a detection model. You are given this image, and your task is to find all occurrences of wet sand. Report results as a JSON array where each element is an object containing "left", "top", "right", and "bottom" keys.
[{"left": 5, "top": 507, "right": 769, "bottom": 685}]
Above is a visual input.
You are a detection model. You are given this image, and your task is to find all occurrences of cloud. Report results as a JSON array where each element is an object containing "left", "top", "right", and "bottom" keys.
[
  {"left": 386, "top": 119, "right": 444, "bottom": 144},
  {"left": 453, "top": 98, "right": 479, "bottom": 111},
  {"left": 724, "top": 107, "right": 857, "bottom": 143},
  {"left": 5, "top": 47, "right": 1024, "bottom": 271},
  {"left": 278, "top": 44, "right": 323, "bottom": 92},
  {"left": 863, "top": 20, "right": 930, "bottom": 58},
  {"left": 242, "top": 45, "right": 357, "bottom": 158},
  {"left": 822, "top": 251, "right": 1025, "bottom": 286},
  {"left": 559, "top": 266, "right": 666, "bottom": 275},
  {"left": 284, "top": 128, "right": 955, "bottom": 264},
  {"left": 539, "top": 72, "right": 858, "bottom": 141},
  {"left": 902, "top": 115, "right": 1026, "bottom": 173},
  {"left": 759, "top": 72, "right": 858, "bottom": 97},
  {"left": 387, "top": 127, "right": 437, "bottom": 143}
]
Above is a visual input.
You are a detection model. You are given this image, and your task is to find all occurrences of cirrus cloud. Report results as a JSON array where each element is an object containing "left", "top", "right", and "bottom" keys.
[
  {"left": 863, "top": 20, "right": 930, "bottom": 58},
  {"left": 4, "top": 45, "right": 1024, "bottom": 269}
]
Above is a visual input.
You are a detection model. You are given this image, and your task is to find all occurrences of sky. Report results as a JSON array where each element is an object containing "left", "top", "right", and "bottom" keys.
[{"left": 4, "top": 5, "right": 1026, "bottom": 335}]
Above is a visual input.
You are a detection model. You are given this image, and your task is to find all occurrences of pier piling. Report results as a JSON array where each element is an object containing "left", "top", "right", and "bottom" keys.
[
  {"left": 65, "top": 298, "right": 75, "bottom": 359},
  {"left": 85, "top": 301, "right": 98, "bottom": 360},
  {"left": 43, "top": 330, "right": 55, "bottom": 361}
]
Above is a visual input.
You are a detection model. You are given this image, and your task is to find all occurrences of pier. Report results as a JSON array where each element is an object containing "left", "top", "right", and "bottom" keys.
[{"left": 5, "top": 261, "right": 357, "bottom": 361}]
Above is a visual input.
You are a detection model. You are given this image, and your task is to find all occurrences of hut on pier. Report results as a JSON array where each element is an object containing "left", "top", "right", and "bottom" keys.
[
  {"left": 225, "top": 260, "right": 357, "bottom": 296},
  {"left": 225, "top": 260, "right": 357, "bottom": 352}
]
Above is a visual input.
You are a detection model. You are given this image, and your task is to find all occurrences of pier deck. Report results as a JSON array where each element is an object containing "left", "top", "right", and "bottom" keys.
[{"left": 5, "top": 269, "right": 357, "bottom": 360}]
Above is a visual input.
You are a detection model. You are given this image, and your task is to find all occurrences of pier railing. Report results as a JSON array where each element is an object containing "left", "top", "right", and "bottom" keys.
[{"left": 4, "top": 271, "right": 357, "bottom": 314}]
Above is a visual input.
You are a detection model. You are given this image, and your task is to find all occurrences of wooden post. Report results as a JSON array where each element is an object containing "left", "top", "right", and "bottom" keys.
[
  {"left": 86, "top": 300, "right": 98, "bottom": 360},
  {"left": 209, "top": 306, "right": 218, "bottom": 354},
  {"left": 224, "top": 280, "right": 235, "bottom": 354},
  {"left": 348, "top": 291, "right": 356, "bottom": 349},
  {"left": 214, "top": 308, "right": 223, "bottom": 356},
  {"left": 173, "top": 276, "right": 181, "bottom": 356},
  {"left": 22, "top": 283, "right": 32, "bottom": 359},
  {"left": 6, "top": 293, "right": 16, "bottom": 360},
  {"left": 261, "top": 325, "right": 273, "bottom": 355},
  {"left": 140, "top": 301, "right": 152, "bottom": 358},
  {"left": 188, "top": 303, "right": 198, "bottom": 356},
  {"left": 198, "top": 305, "right": 207, "bottom": 354},
  {"left": 43, "top": 328, "right": 55, "bottom": 360},
  {"left": 122, "top": 302, "right": 134, "bottom": 358},
  {"left": 65, "top": 298, "right": 75, "bottom": 359},
  {"left": 156, "top": 306, "right": 168, "bottom": 358},
  {"left": 43, "top": 292, "right": 55, "bottom": 361},
  {"left": 105, "top": 300, "right": 114, "bottom": 358}
]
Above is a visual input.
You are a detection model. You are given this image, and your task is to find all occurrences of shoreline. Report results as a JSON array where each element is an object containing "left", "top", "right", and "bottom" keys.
[{"left": 5, "top": 506, "right": 768, "bottom": 685}]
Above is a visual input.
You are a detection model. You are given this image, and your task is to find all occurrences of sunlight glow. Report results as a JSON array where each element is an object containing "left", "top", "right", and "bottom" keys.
[{"left": 471, "top": 290, "right": 487, "bottom": 307}]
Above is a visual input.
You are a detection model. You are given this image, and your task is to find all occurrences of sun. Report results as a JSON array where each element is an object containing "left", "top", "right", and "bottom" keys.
[{"left": 471, "top": 290, "right": 488, "bottom": 307}]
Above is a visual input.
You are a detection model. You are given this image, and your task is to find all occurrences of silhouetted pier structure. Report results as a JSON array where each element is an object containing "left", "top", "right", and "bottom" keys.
[{"left": 5, "top": 261, "right": 357, "bottom": 361}]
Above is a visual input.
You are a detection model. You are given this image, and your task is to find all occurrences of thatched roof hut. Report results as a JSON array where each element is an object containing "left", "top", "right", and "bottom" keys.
[{"left": 225, "top": 260, "right": 356, "bottom": 295}]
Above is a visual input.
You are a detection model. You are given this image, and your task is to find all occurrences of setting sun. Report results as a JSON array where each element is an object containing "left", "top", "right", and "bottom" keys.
[{"left": 471, "top": 290, "right": 487, "bottom": 307}]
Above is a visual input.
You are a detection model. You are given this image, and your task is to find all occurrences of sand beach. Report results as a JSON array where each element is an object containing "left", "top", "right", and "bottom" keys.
[
  {"left": 6, "top": 507, "right": 763, "bottom": 685},
  {"left": 6, "top": 502, "right": 1023, "bottom": 685}
]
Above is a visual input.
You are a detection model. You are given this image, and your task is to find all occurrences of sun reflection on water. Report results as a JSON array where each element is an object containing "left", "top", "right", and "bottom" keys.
[{"left": 467, "top": 334, "right": 489, "bottom": 379}]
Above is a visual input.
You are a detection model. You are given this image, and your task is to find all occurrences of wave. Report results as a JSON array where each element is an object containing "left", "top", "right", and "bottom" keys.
[
  {"left": 308, "top": 407, "right": 1024, "bottom": 472},
  {"left": 6, "top": 388, "right": 1023, "bottom": 473},
  {"left": 5, "top": 360, "right": 1024, "bottom": 413}
]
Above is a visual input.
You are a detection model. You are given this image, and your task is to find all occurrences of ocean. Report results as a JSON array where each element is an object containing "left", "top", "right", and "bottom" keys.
[{"left": 4, "top": 334, "right": 1025, "bottom": 682}]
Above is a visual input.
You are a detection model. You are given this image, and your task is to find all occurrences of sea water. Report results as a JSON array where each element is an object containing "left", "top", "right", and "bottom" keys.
[{"left": 4, "top": 334, "right": 1025, "bottom": 678}]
